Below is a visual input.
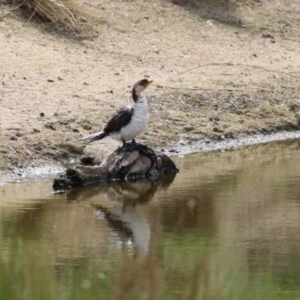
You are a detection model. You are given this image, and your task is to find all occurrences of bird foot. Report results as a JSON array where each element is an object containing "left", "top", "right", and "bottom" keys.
[{"left": 122, "top": 141, "right": 137, "bottom": 152}]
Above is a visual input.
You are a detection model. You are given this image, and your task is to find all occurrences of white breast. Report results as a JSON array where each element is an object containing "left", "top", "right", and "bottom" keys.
[{"left": 110, "top": 96, "right": 149, "bottom": 142}]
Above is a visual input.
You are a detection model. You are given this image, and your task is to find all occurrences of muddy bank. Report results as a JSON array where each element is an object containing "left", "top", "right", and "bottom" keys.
[{"left": 1, "top": 0, "right": 300, "bottom": 183}]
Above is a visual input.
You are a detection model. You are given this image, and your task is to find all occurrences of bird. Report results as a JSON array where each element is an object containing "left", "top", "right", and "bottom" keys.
[{"left": 78, "top": 79, "right": 153, "bottom": 149}]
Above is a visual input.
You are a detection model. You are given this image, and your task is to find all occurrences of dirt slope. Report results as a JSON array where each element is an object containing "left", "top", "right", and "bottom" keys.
[{"left": 1, "top": 0, "right": 300, "bottom": 175}]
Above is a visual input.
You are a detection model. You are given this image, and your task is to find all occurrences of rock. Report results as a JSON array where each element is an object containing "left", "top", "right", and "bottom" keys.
[
  {"left": 295, "top": 111, "right": 300, "bottom": 126},
  {"left": 44, "top": 122, "right": 56, "bottom": 130},
  {"left": 262, "top": 33, "right": 274, "bottom": 39},
  {"left": 183, "top": 125, "right": 194, "bottom": 132},
  {"left": 53, "top": 143, "right": 179, "bottom": 190}
]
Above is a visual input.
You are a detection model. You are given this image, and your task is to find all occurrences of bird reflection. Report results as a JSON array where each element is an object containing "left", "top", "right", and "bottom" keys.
[
  {"left": 96, "top": 203, "right": 150, "bottom": 254},
  {"left": 64, "top": 174, "right": 177, "bottom": 255}
]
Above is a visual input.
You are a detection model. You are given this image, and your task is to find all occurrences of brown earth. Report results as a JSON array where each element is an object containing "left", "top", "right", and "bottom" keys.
[{"left": 1, "top": 0, "right": 300, "bottom": 178}]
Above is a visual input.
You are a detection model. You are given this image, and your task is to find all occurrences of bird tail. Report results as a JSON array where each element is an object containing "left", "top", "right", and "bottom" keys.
[{"left": 76, "top": 131, "right": 108, "bottom": 143}]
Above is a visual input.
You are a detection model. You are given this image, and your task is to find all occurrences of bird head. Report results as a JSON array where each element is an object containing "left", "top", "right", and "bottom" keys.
[{"left": 132, "top": 79, "right": 153, "bottom": 101}]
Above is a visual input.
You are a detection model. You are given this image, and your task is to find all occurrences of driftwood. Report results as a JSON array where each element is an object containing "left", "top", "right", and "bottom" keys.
[{"left": 53, "top": 143, "right": 179, "bottom": 190}]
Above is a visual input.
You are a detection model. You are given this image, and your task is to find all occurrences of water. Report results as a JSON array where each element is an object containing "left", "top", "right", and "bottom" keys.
[{"left": 1, "top": 139, "right": 300, "bottom": 299}]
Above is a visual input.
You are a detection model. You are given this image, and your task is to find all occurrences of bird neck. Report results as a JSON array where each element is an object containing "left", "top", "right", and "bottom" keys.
[
  {"left": 132, "top": 89, "right": 141, "bottom": 103},
  {"left": 134, "top": 94, "right": 147, "bottom": 106},
  {"left": 132, "top": 95, "right": 148, "bottom": 119}
]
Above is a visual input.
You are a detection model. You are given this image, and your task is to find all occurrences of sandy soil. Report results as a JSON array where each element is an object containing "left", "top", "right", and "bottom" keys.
[{"left": 1, "top": 0, "right": 300, "bottom": 179}]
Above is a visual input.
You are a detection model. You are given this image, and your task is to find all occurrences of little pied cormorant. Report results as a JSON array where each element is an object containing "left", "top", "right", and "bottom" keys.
[{"left": 78, "top": 79, "right": 153, "bottom": 147}]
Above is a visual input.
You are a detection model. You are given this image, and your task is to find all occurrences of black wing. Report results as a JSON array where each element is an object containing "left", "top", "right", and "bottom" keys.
[{"left": 104, "top": 106, "right": 134, "bottom": 133}]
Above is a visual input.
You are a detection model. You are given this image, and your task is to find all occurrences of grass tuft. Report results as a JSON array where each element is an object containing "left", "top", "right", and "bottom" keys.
[{"left": 5, "top": 0, "right": 90, "bottom": 35}]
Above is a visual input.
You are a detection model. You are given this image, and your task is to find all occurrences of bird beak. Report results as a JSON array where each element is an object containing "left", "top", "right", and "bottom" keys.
[{"left": 144, "top": 80, "right": 153, "bottom": 88}]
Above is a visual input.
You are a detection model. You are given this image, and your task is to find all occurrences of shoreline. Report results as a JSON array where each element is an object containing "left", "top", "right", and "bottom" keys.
[
  {"left": 2, "top": 129, "right": 300, "bottom": 186},
  {"left": 166, "top": 130, "right": 300, "bottom": 156}
]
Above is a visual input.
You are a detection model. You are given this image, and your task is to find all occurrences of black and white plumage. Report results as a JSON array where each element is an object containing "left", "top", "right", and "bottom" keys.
[{"left": 78, "top": 79, "right": 153, "bottom": 146}]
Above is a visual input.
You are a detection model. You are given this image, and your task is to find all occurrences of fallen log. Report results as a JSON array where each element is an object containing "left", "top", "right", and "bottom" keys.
[{"left": 53, "top": 143, "right": 179, "bottom": 190}]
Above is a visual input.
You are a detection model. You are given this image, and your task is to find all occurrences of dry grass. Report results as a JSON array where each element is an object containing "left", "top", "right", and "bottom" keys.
[
  {"left": 147, "top": 73, "right": 298, "bottom": 145},
  {"left": 3, "top": 0, "right": 90, "bottom": 35},
  {"left": 1, "top": 0, "right": 254, "bottom": 37}
]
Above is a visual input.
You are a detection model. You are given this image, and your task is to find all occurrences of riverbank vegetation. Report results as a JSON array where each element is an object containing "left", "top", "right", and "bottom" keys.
[{"left": 0, "top": 232, "right": 298, "bottom": 300}]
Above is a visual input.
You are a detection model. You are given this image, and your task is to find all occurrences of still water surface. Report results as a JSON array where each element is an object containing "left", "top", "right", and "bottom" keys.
[{"left": 1, "top": 140, "right": 300, "bottom": 299}]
